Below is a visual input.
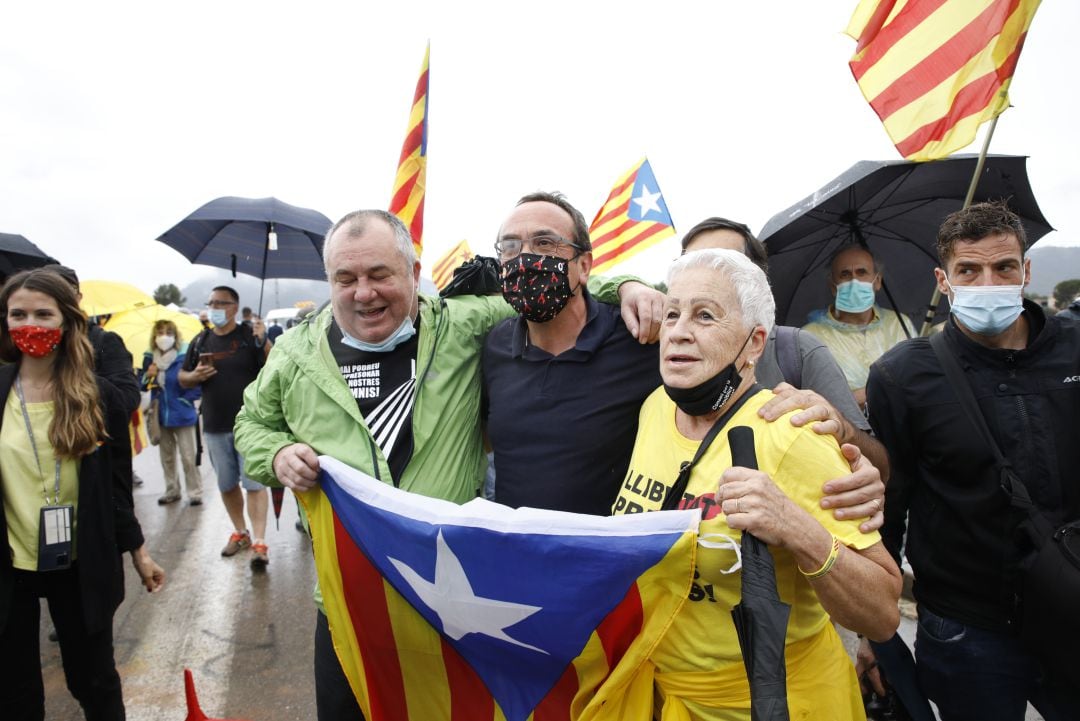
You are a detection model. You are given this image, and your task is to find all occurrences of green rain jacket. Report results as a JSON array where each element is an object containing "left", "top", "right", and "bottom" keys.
[{"left": 235, "top": 294, "right": 510, "bottom": 502}]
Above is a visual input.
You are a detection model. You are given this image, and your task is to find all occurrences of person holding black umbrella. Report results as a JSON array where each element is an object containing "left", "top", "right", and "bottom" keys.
[{"left": 610, "top": 249, "right": 901, "bottom": 720}]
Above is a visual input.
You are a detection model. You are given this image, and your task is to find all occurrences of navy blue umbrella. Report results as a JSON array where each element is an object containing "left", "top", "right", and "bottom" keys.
[
  {"left": 0, "top": 232, "right": 59, "bottom": 279},
  {"left": 156, "top": 197, "right": 333, "bottom": 313}
]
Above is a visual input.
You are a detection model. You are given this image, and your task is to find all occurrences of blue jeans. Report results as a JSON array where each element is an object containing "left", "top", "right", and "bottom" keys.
[
  {"left": 915, "top": 605, "right": 1080, "bottom": 721},
  {"left": 203, "top": 431, "right": 264, "bottom": 493}
]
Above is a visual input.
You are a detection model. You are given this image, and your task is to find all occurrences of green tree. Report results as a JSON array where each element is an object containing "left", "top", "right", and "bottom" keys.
[
  {"left": 1052, "top": 279, "right": 1080, "bottom": 309},
  {"left": 153, "top": 283, "right": 186, "bottom": 306}
]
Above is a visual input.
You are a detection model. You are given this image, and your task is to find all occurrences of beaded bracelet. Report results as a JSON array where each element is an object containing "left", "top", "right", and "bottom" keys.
[{"left": 799, "top": 535, "right": 842, "bottom": 580}]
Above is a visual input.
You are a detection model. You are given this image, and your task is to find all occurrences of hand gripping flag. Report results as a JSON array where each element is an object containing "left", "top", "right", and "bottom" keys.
[
  {"left": 389, "top": 45, "right": 430, "bottom": 257},
  {"left": 431, "top": 240, "right": 474, "bottom": 290},
  {"left": 303, "top": 456, "right": 699, "bottom": 721},
  {"left": 846, "top": 0, "right": 1041, "bottom": 161},
  {"left": 589, "top": 158, "right": 676, "bottom": 274}
]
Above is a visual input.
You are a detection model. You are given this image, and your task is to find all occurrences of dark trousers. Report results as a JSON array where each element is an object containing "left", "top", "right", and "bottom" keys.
[
  {"left": 315, "top": 610, "right": 365, "bottom": 721},
  {"left": 915, "top": 605, "right": 1080, "bottom": 721},
  {"left": 0, "top": 566, "right": 124, "bottom": 721}
]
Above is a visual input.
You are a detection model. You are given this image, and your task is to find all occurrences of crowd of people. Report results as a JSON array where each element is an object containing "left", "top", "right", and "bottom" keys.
[{"left": 0, "top": 197, "right": 1076, "bottom": 721}]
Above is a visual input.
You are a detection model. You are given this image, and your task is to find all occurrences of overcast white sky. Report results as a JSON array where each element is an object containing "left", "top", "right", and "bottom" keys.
[{"left": 2, "top": 1, "right": 1077, "bottom": 294}]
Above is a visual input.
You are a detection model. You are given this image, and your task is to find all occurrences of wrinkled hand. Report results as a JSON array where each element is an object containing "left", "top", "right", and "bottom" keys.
[
  {"left": 617, "top": 281, "right": 664, "bottom": 343},
  {"left": 273, "top": 443, "right": 321, "bottom": 491},
  {"left": 759, "top": 382, "right": 850, "bottom": 445},
  {"left": 822, "top": 444, "right": 884, "bottom": 533},
  {"left": 130, "top": 546, "right": 166, "bottom": 593},
  {"left": 716, "top": 467, "right": 805, "bottom": 547},
  {"left": 857, "top": 637, "right": 887, "bottom": 696}
]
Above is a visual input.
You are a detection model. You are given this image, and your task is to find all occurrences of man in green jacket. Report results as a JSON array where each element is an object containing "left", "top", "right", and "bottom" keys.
[{"left": 233, "top": 208, "right": 652, "bottom": 720}]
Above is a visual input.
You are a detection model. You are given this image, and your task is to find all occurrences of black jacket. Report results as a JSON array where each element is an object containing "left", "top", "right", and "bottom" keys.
[
  {"left": 0, "top": 364, "right": 145, "bottom": 634},
  {"left": 868, "top": 301, "right": 1080, "bottom": 630}
]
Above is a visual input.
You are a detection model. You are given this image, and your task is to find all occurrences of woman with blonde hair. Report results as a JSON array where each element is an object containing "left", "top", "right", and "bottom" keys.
[
  {"left": 141, "top": 319, "right": 202, "bottom": 505},
  {"left": 0, "top": 268, "right": 165, "bottom": 720}
]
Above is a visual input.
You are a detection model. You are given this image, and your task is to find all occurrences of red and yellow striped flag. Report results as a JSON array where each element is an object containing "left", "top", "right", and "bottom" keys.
[
  {"left": 389, "top": 45, "right": 430, "bottom": 257},
  {"left": 430, "top": 240, "right": 474, "bottom": 290},
  {"left": 846, "top": 0, "right": 1041, "bottom": 161},
  {"left": 589, "top": 158, "right": 676, "bottom": 274}
]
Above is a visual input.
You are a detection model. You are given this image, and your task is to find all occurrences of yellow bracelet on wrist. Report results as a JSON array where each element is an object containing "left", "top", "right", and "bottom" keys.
[{"left": 799, "top": 535, "right": 842, "bottom": 580}]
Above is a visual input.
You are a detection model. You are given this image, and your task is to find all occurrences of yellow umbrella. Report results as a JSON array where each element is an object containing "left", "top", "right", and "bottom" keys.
[
  {"left": 103, "top": 305, "right": 204, "bottom": 370},
  {"left": 80, "top": 280, "right": 156, "bottom": 318}
]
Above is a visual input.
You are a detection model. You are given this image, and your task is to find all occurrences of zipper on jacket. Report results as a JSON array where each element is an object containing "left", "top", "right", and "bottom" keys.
[{"left": 367, "top": 436, "right": 385, "bottom": 484}]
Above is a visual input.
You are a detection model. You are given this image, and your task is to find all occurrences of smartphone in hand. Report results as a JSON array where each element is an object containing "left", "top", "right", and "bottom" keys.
[{"left": 198, "top": 353, "right": 214, "bottom": 368}]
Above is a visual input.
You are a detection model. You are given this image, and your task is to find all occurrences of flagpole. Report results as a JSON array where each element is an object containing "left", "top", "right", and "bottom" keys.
[{"left": 917, "top": 105, "right": 1004, "bottom": 337}]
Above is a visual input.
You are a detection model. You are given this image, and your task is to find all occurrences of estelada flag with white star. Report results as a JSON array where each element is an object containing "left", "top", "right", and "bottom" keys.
[
  {"left": 302, "top": 456, "right": 698, "bottom": 721},
  {"left": 430, "top": 239, "right": 474, "bottom": 290},
  {"left": 588, "top": 157, "right": 676, "bottom": 274}
]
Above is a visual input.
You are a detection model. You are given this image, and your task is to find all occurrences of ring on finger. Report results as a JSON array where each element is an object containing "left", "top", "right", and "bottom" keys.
[{"left": 735, "top": 497, "right": 741, "bottom": 513}]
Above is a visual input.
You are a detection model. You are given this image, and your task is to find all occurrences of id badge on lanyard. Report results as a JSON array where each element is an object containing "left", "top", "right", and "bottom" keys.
[
  {"left": 39, "top": 504, "right": 73, "bottom": 570},
  {"left": 15, "top": 376, "right": 74, "bottom": 571}
]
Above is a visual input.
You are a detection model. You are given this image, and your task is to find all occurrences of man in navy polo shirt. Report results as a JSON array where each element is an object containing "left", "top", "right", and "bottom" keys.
[{"left": 482, "top": 192, "right": 661, "bottom": 515}]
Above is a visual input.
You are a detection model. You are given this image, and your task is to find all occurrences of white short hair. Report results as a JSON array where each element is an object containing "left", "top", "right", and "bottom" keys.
[
  {"left": 668, "top": 248, "right": 775, "bottom": 335},
  {"left": 323, "top": 209, "right": 416, "bottom": 275}
]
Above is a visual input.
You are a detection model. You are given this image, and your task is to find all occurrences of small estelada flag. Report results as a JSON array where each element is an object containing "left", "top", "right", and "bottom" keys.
[
  {"left": 846, "top": 0, "right": 1041, "bottom": 161},
  {"left": 589, "top": 157, "right": 676, "bottom": 274},
  {"left": 431, "top": 239, "right": 474, "bottom": 290}
]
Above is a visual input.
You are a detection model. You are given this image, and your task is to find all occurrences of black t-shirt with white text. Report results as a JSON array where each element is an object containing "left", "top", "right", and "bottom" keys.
[{"left": 328, "top": 320, "right": 418, "bottom": 484}]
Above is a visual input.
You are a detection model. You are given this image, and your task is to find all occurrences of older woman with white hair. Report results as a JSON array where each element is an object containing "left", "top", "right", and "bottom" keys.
[{"left": 610, "top": 249, "right": 901, "bottom": 720}]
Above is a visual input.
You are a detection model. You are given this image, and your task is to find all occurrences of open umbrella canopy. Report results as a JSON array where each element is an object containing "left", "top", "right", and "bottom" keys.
[
  {"left": 759, "top": 155, "right": 1053, "bottom": 327},
  {"left": 156, "top": 196, "right": 333, "bottom": 282},
  {"left": 0, "top": 232, "right": 58, "bottom": 278},
  {"left": 80, "top": 280, "right": 156, "bottom": 318},
  {"left": 104, "top": 304, "right": 204, "bottom": 370}
]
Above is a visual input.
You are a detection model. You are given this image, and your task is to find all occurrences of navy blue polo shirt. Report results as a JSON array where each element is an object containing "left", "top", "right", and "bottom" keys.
[{"left": 482, "top": 291, "right": 662, "bottom": 515}]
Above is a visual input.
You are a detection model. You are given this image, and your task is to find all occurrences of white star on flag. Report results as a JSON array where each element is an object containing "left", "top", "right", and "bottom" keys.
[
  {"left": 631, "top": 184, "right": 663, "bottom": 218},
  {"left": 390, "top": 530, "right": 548, "bottom": 654}
]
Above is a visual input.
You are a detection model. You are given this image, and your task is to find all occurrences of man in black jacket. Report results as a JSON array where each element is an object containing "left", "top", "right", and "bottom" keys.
[{"left": 867, "top": 202, "right": 1080, "bottom": 720}]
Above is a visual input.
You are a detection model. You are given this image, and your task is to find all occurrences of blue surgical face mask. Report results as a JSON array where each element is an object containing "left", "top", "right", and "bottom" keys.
[
  {"left": 946, "top": 279, "right": 1024, "bottom": 336},
  {"left": 834, "top": 278, "right": 877, "bottom": 314},
  {"left": 208, "top": 308, "right": 228, "bottom": 327},
  {"left": 340, "top": 316, "right": 416, "bottom": 353}
]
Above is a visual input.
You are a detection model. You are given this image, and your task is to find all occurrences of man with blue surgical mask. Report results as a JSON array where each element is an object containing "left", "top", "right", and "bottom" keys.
[
  {"left": 802, "top": 246, "right": 912, "bottom": 408},
  {"left": 866, "top": 202, "right": 1080, "bottom": 720}
]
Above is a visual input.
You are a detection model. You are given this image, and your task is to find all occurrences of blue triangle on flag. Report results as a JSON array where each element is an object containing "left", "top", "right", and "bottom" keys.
[
  {"left": 322, "top": 473, "right": 683, "bottom": 721},
  {"left": 628, "top": 159, "right": 673, "bottom": 225}
]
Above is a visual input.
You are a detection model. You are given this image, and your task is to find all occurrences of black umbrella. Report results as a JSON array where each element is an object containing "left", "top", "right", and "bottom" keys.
[
  {"left": 728, "top": 426, "right": 790, "bottom": 721},
  {"left": 156, "top": 197, "right": 333, "bottom": 313},
  {"left": 0, "top": 232, "right": 59, "bottom": 280},
  {"left": 758, "top": 155, "right": 1053, "bottom": 328}
]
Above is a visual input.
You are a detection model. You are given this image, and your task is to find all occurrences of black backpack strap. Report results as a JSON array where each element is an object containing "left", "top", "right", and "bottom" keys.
[{"left": 774, "top": 326, "right": 804, "bottom": 388}]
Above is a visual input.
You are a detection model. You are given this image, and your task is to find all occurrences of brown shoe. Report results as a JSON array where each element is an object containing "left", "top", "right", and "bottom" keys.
[
  {"left": 250, "top": 543, "right": 269, "bottom": 570},
  {"left": 221, "top": 530, "right": 251, "bottom": 557}
]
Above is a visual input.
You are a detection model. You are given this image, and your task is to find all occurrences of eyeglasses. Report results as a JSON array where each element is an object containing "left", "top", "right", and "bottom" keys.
[
  {"left": 494, "top": 234, "right": 584, "bottom": 261},
  {"left": 205, "top": 300, "right": 237, "bottom": 309}
]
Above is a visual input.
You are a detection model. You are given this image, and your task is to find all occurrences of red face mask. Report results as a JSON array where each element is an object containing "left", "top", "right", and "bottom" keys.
[{"left": 9, "top": 325, "right": 63, "bottom": 358}]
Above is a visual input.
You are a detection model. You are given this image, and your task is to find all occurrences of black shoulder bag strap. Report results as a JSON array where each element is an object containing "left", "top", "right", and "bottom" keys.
[
  {"left": 774, "top": 326, "right": 803, "bottom": 388},
  {"left": 660, "top": 384, "right": 762, "bottom": 511},
  {"left": 928, "top": 332, "right": 1036, "bottom": 514}
]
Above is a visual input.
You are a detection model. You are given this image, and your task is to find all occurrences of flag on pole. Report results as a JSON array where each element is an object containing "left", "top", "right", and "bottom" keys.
[
  {"left": 430, "top": 240, "right": 474, "bottom": 290},
  {"left": 302, "top": 456, "right": 699, "bottom": 721},
  {"left": 389, "top": 45, "right": 430, "bottom": 257},
  {"left": 846, "top": 0, "right": 1041, "bottom": 161},
  {"left": 589, "top": 158, "right": 676, "bottom": 274}
]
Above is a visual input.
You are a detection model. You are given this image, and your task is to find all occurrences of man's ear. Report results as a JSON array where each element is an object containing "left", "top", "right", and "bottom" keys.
[
  {"left": 1022, "top": 256, "right": 1031, "bottom": 290},
  {"left": 934, "top": 267, "right": 950, "bottom": 296},
  {"left": 576, "top": 251, "right": 593, "bottom": 286}
]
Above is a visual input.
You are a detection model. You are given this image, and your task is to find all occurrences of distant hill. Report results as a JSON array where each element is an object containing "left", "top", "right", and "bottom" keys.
[
  {"left": 181, "top": 276, "right": 328, "bottom": 315},
  {"left": 1027, "top": 245, "right": 1080, "bottom": 297}
]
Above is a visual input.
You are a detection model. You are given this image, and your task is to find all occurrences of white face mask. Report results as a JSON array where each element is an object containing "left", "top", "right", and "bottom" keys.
[
  {"left": 340, "top": 317, "right": 416, "bottom": 353},
  {"left": 946, "top": 279, "right": 1024, "bottom": 336},
  {"left": 155, "top": 334, "right": 176, "bottom": 352}
]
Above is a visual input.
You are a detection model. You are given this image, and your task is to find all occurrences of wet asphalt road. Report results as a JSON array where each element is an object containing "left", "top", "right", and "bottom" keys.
[{"left": 42, "top": 444, "right": 318, "bottom": 721}]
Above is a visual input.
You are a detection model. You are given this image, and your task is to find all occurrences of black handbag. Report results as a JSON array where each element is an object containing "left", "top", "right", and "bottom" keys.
[{"left": 930, "top": 331, "right": 1080, "bottom": 685}]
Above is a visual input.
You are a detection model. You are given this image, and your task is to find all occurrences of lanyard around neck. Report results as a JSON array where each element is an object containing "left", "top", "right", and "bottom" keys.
[{"left": 13, "top": 375, "right": 62, "bottom": 504}]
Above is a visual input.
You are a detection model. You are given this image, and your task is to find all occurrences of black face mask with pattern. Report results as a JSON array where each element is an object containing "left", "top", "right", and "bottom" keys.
[{"left": 500, "top": 253, "right": 576, "bottom": 323}]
